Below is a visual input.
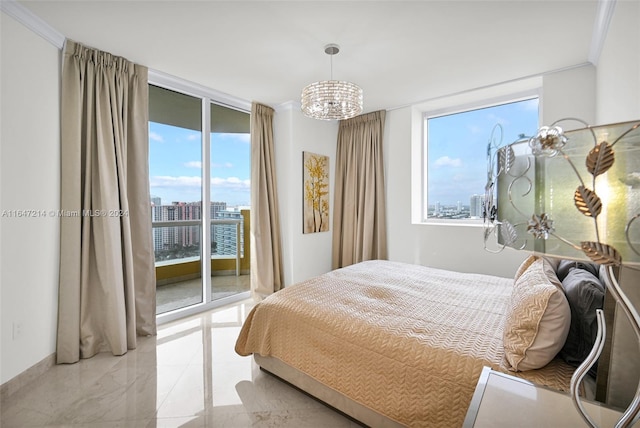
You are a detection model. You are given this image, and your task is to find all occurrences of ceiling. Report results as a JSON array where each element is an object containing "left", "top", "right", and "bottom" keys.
[{"left": 17, "top": 0, "right": 603, "bottom": 113}]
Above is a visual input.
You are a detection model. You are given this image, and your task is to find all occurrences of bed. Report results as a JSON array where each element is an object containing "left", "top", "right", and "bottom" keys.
[{"left": 235, "top": 258, "right": 589, "bottom": 427}]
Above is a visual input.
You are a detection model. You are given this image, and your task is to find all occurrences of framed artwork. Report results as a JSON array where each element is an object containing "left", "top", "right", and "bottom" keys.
[{"left": 303, "top": 151, "right": 329, "bottom": 233}]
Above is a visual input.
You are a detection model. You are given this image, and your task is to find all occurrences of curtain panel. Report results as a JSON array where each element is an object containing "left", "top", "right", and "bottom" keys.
[
  {"left": 57, "top": 40, "right": 156, "bottom": 364},
  {"left": 332, "top": 110, "right": 388, "bottom": 269},
  {"left": 250, "top": 102, "right": 284, "bottom": 298}
]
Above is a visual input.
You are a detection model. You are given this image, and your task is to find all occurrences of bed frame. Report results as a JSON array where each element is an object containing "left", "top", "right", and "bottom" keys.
[{"left": 255, "top": 354, "right": 405, "bottom": 428}]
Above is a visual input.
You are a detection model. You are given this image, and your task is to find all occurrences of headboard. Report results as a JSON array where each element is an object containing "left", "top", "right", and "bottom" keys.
[{"left": 596, "top": 266, "right": 640, "bottom": 408}]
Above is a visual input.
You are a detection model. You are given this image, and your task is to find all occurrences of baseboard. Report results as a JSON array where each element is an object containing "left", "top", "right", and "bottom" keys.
[{"left": 0, "top": 353, "right": 56, "bottom": 402}]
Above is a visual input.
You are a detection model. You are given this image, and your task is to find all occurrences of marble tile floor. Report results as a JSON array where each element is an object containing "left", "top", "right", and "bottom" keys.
[{"left": 1, "top": 300, "right": 361, "bottom": 427}]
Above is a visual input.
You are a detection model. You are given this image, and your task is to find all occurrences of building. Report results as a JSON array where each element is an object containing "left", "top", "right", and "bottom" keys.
[
  {"left": 469, "top": 194, "right": 484, "bottom": 219},
  {"left": 214, "top": 209, "right": 244, "bottom": 257},
  {"left": 151, "top": 200, "right": 230, "bottom": 256}
]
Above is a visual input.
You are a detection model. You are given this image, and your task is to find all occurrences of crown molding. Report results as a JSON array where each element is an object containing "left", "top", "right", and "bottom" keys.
[
  {"left": 588, "top": 0, "right": 617, "bottom": 65},
  {"left": 1, "top": 0, "right": 65, "bottom": 49}
]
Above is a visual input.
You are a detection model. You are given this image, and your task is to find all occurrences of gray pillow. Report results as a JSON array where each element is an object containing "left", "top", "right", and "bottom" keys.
[
  {"left": 558, "top": 266, "right": 605, "bottom": 376},
  {"left": 556, "top": 259, "right": 600, "bottom": 282}
]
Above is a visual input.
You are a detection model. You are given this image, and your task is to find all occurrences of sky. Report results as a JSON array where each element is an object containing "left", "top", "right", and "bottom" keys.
[
  {"left": 149, "top": 98, "right": 537, "bottom": 209},
  {"left": 149, "top": 122, "right": 250, "bottom": 206},
  {"left": 426, "top": 98, "right": 539, "bottom": 206}
]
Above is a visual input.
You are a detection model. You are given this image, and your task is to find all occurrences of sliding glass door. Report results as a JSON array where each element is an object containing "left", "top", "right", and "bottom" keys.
[
  {"left": 149, "top": 83, "right": 251, "bottom": 318},
  {"left": 209, "top": 103, "right": 251, "bottom": 300}
]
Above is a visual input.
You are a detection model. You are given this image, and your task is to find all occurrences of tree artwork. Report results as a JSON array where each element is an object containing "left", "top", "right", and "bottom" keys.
[{"left": 303, "top": 152, "right": 329, "bottom": 233}]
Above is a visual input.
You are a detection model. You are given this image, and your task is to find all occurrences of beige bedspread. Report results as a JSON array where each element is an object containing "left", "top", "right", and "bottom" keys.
[{"left": 235, "top": 260, "right": 575, "bottom": 427}]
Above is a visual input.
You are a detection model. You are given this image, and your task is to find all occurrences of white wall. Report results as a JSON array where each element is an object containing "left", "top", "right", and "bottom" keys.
[
  {"left": 0, "top": 13, "right": 60, "bottom": 384},
  {"left": 385, "top": 105, "right": 528, "bottom": 278},
  {"left": 274, "top": 104, "right": 338, "bottom": 285},
  {"left": 541, "top": 65, "right": 596, "bottom": 126},
  {"left": 385, "top": 67, "right": 596, "bottom": 279},
  {"left": 596, "top": 0, "right": 640, "bottom": 124}
]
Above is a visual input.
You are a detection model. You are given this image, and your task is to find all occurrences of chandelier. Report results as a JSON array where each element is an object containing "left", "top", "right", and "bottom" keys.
[{"left": 301, "top": 44, "right": 363, "bottom": 121}]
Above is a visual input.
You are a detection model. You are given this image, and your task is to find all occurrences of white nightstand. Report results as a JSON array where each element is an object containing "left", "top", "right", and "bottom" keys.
[{"left": 463, "top": 367, "right": 625, "bottom": 428}]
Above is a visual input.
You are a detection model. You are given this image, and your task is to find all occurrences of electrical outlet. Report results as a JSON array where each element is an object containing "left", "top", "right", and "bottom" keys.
[{"left": 12, "top": 322, "right": 23, "bottom": 340}]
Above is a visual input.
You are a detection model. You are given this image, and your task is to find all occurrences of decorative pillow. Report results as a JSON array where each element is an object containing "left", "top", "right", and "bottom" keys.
[
  {"left": 514, "top": 255, "right": 538, "bottom": 282},
  {"left": 543, "top": 256, "right": 562, "bottom": 273},
  {"left": 504, "top": 257, "right": 571, "bottom": 371},
  {"left": 558, "top": 266, "right": 605, "bottom": 374},
  {"left": 556, "top": 259, "right": 600, "bottom": 282}
]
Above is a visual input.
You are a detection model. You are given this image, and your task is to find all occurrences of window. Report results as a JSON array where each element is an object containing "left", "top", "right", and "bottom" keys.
[
  {"left": 148, "top": 81, "right": 251, "bottom": 320},
  {"left": 424, "top": 97, "right": 539, "bottom": 222}
]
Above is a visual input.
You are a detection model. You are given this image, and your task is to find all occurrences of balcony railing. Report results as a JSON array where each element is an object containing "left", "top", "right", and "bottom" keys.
[{"left": 152, "top": 209, "right": 250, "bottom": 285}]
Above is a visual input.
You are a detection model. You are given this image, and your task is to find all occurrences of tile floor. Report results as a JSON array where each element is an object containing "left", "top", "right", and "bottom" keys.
[{"left": 0, "top": 300, "right": 361, "bottom": 427}]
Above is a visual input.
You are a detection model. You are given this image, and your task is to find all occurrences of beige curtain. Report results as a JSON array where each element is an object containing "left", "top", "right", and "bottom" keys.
[
  {"left": 250, "top": 102, "right": 284, "bottom": 298},
  {"left": 57, "top": 40, "right": 156, "bottom": 364},
  {"left": 332, "top": 110, "right": 388, "bottom": 269}
]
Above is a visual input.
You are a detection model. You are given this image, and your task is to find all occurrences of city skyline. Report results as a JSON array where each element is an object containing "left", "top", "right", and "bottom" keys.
[
  {"left": 150, "top": 199, "right": 246, "bottom": 261},
  {"left": 428, "top": 193, "right": 485, "bottom": 219},
  {"left": 150, "top": 196, "right": 249, "bottom": 209}
]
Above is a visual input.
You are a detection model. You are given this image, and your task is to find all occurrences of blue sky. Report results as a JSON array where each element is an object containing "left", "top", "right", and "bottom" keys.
[
  {"left": 427, "top": 98, "right": 539, "bottom": 206},
  {"left": 149, "top": 98, "right": 537, "bottom": 208},
  {"left": 149, "top": 122, "right": 250, "bottom": 206}
]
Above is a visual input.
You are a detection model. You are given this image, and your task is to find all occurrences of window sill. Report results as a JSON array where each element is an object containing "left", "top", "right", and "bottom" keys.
[{"left": 415, "top": 218, "right": 484, "bottom": 227}]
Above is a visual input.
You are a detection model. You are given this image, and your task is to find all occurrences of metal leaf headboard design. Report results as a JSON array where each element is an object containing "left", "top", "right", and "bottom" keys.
[
  {"left": 483, "top": 118, "right": 640, "bottom": 428},
  {"left": 484, "top": 118, "right": 640, "bottom": 265}
]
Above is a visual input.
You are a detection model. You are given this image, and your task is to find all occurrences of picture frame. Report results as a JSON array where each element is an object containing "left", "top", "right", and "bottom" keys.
[{"left": 303, "top": 151, "right": 330, "bottom": 233}]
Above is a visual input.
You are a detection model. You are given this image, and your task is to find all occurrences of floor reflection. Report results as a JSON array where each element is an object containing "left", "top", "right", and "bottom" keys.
[{"left": 1, "top": 300, "right": 360, "bottom": 427}]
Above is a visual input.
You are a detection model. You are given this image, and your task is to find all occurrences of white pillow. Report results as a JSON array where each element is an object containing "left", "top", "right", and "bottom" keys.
[
  {"left": 503, "top": 257, "right": 571, "bottom": 371},
  {"left": 514, "top": 255, "right": 537, "bottom": 282}
]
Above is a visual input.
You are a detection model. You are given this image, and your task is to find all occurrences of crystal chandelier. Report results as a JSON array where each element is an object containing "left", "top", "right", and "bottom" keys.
[{"left": 301, "top": 44, "right": 363, "bottom": 121}]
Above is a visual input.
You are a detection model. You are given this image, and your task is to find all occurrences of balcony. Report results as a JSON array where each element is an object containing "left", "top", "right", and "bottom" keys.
[{"left": 153, "top": 209, "right": 250, "bottom": 314}]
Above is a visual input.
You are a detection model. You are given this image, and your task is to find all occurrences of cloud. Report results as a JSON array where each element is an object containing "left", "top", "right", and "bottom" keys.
[
  {"left": 150, "top": 175, "right": 250, "bottom": 190},
  {"left": 211, "top": 176, "right": 250, "bottom": 190},
  {"left": 186, "top": 133, "right": 201, "bottom": 141},
  {"left": 149, "top": 132, "right": 164, "bottom": 142},
  {"left": 434, "top": 156, "right": 462, "bottom": 168},
  {"left": 183, "top": 161, "right": 234, "bottom": 169},
  {"left": 184, "top": 161, "right": 202, "bottom": 169},
  {"left": 150, "top": 176, "right": 201, "bottom": 188},
  {"left": 212, "top": 162, "right": 234, "bottom": 168},
  {"left": 150, "top": 175, "right": 250, "bottom": 199}
]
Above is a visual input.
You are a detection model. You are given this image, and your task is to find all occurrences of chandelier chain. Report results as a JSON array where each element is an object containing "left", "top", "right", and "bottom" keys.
[{"left": 330, "top": 53, "right": 333, "bottom": 80}]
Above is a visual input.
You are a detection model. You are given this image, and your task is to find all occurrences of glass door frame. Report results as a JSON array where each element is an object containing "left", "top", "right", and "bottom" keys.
[{"left": 150, "top": 69, "right": 252, "bottom": 325}]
